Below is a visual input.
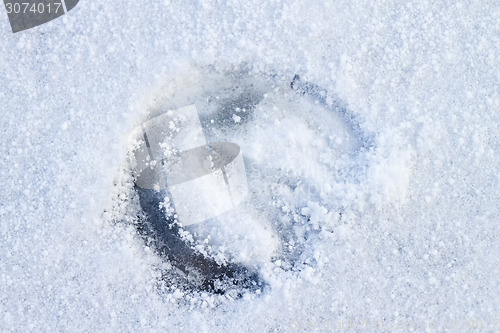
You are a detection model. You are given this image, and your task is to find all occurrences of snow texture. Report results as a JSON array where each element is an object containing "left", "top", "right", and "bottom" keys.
[{"left": 1, "top": 0, "right": 499, "bottom": 332}]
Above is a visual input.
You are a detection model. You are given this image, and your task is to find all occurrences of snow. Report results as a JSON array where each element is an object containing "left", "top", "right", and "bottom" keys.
[{"left": 1, "top": 0, "right": 500, "bottom": 332}]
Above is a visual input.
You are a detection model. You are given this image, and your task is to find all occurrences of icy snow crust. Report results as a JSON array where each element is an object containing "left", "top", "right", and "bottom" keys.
[
  {"left": 109, "top": 66, "right": 361, "bottom": 297},
  {"left": 1, "top": 0, "right": 499, "bottom": 332}
]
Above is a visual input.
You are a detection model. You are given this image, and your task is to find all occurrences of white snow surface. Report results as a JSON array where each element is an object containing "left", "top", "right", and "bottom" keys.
[{"left": 1, "top": 1, "right": 500, "bottom": 332}]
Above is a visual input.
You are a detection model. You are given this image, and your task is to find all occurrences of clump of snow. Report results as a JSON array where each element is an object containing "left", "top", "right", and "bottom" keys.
[{"left": 232, "top": 114, "right": 241, "bottom": 123}]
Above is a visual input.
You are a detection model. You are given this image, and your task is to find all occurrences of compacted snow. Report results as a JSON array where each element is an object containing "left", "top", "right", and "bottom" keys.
[{"left": 1, "top": 0, "right": 499, "bottom": 332}]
